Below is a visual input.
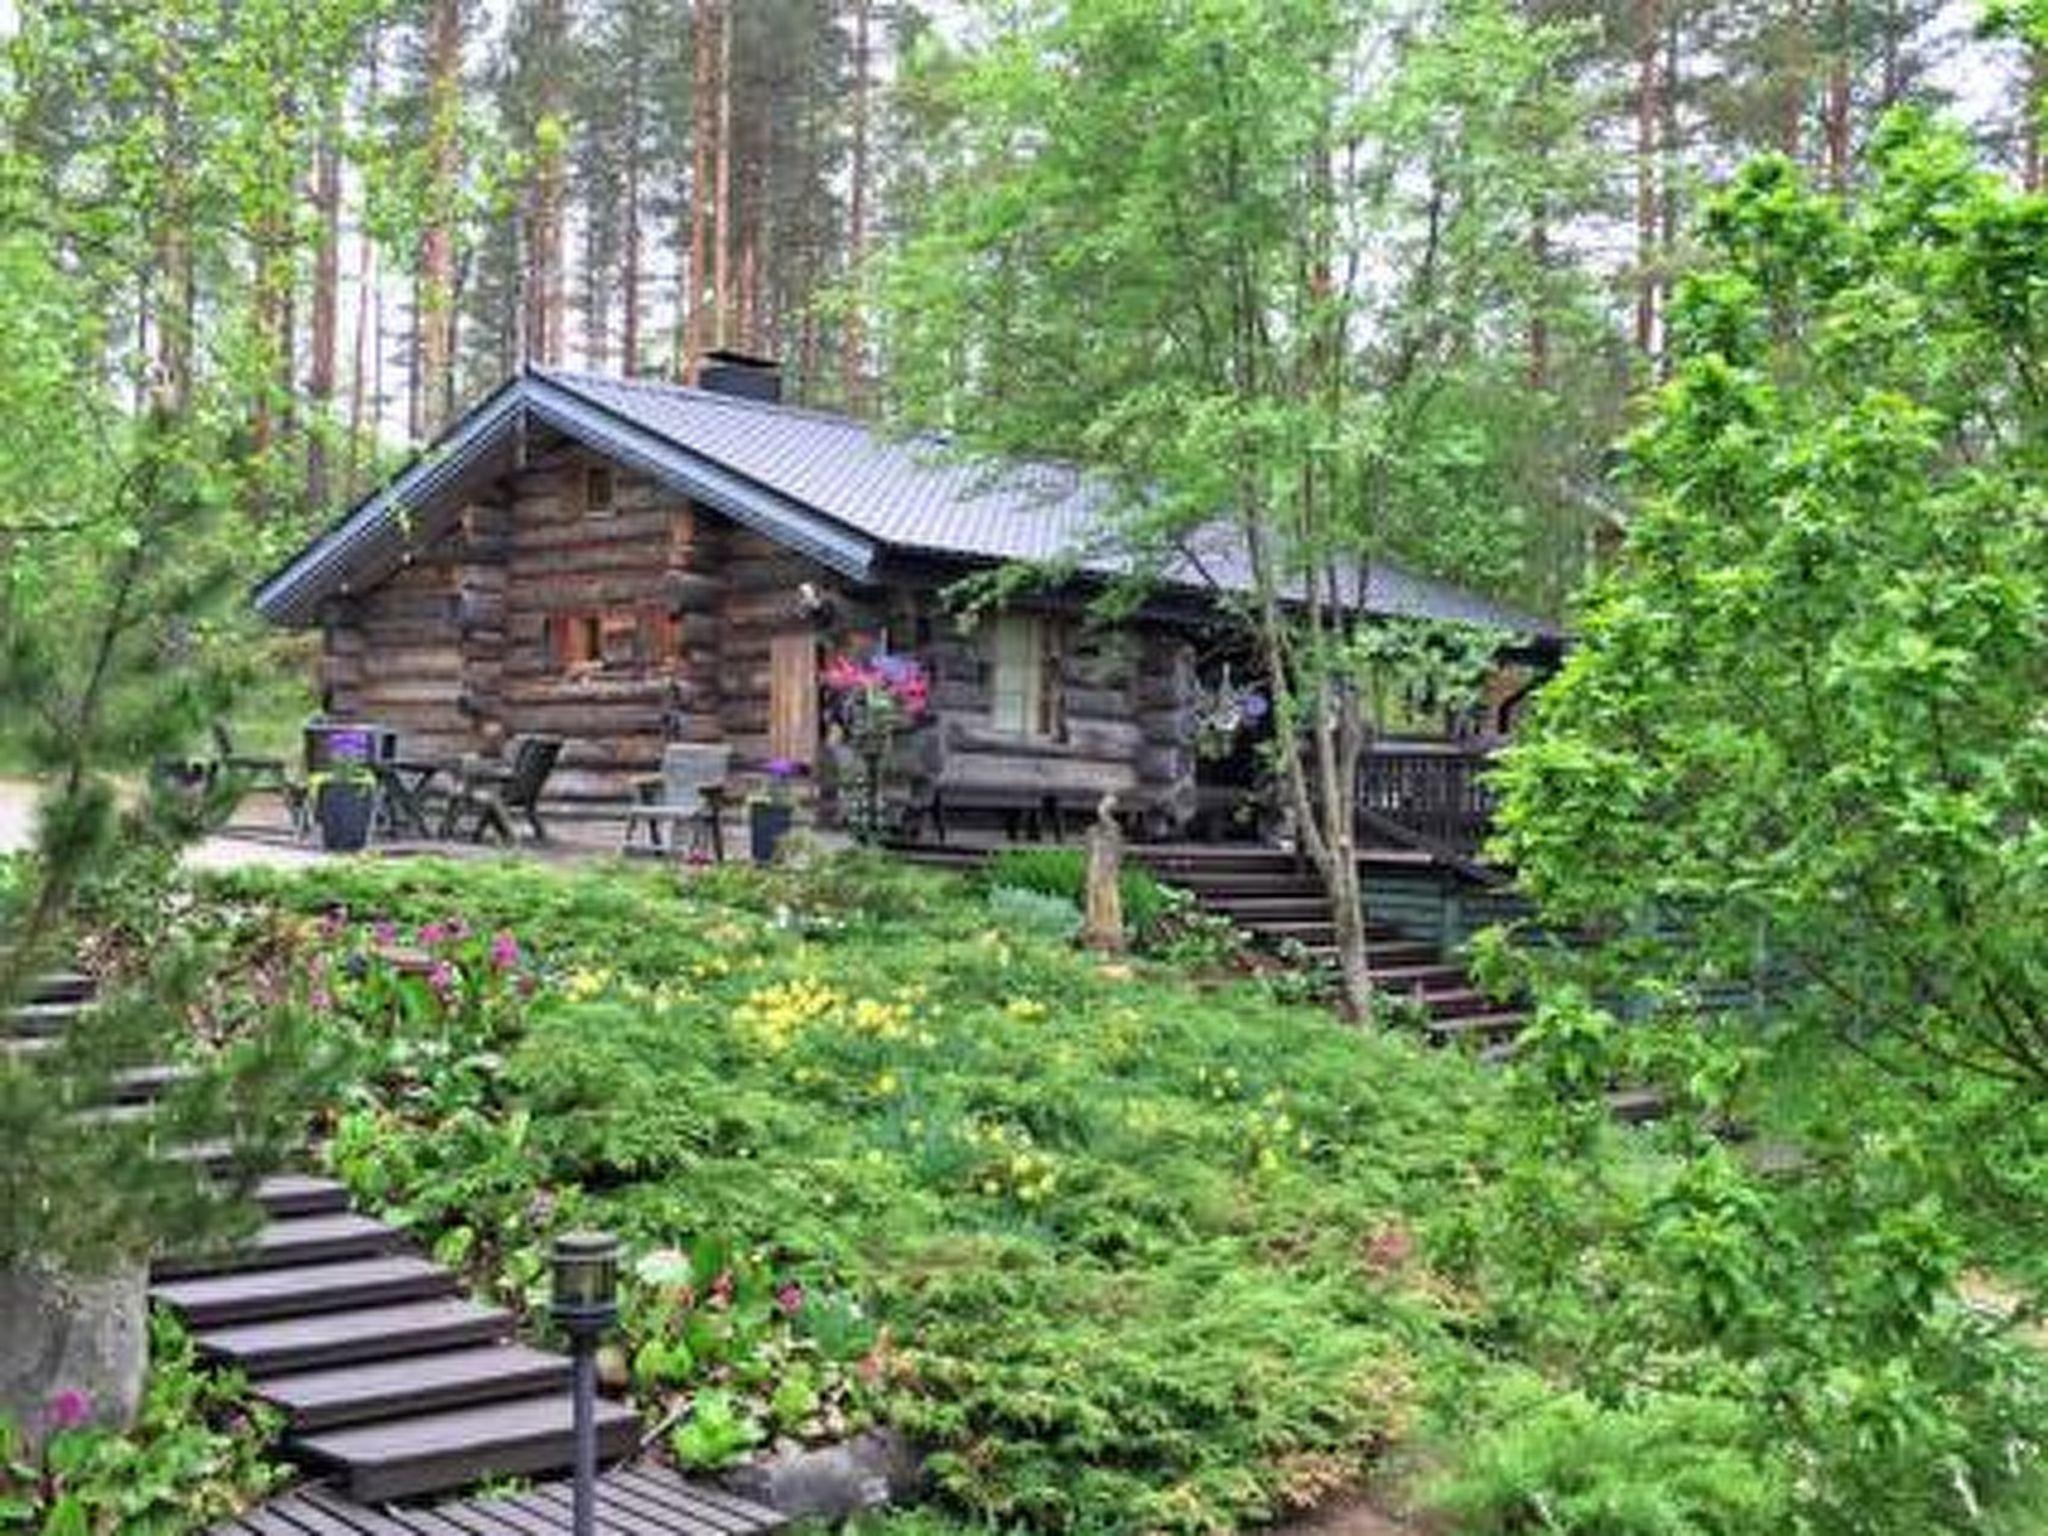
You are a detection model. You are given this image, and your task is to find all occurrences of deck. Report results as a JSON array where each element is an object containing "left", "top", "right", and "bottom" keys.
[{"left": 210, "top": 1463, "right": 783, "bottom": 1534}]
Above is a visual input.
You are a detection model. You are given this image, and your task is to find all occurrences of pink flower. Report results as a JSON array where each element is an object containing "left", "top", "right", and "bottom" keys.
[
  {"left": 445, "top": 916, "right": 472, "bottom": 940},
  {"left": 774, "top": 1281, "right": 805, "bottom": 1317},
  {"left": 418, "top": 921, "right": 449, "bottom": 947},
  {"left": 427, "top": 961, "right": 457, "bottom": 997},
  {"left": 488, "top": 931, "right": 521, "bottom": 971},
  {"left": 45, "top": 1389, "right": 90, "bottom": 1430},
  {"left": 372, "top": 920, "right": 397, "bottom": 949},
  {"left": 309, "top": 984, "right": 333, "bottom": 1012}
]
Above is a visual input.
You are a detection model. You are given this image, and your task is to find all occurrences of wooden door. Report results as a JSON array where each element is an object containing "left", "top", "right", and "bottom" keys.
[{"left": 769, "top": 631, "right": 819, "bottom": 766}]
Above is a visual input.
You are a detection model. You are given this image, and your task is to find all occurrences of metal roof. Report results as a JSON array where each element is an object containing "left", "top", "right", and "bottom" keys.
[{"left": 255, "top": 367, "right": 1558, "bottom": 638}]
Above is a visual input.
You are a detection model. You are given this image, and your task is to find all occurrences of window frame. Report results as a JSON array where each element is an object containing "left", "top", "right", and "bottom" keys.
[{"left": 988, "top": 612, "right": 1062, "bottom": 739}]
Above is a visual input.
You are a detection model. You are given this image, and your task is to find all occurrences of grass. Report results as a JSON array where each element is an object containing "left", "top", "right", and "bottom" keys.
[{"left": 204, "top": 852, "right": 1500, "bottom": 1532}]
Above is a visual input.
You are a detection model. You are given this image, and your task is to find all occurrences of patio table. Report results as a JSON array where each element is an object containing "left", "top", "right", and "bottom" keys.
[{"left": 374, "top": 758, "right": 446, "bottom": 840}]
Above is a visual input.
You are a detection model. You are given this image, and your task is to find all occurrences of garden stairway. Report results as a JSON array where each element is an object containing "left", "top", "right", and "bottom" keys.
[
  {"left": 1128, "top": 846, "right": 1664, "bottom": 1124},
  {"left": 1131, "top": 844, "right": 1533, "bottom": 1052},
  {"left": 5, "top": 979, "right": 660, "bottom": 1506}
]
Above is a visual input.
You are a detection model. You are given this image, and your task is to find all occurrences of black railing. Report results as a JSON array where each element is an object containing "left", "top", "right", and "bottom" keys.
[{"left": 1358, "top": 739, "right": 1500, "bottom": 860}]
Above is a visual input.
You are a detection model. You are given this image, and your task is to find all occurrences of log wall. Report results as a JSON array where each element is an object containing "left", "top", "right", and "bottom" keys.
[{"left": 318, "top": 444, "right": 1201, "bottom": 822}]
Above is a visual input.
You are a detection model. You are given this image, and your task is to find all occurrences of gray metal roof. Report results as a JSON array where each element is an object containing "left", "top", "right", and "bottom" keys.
[{"left": 255, "top": 367, "right": 1557, "bottom": 638}]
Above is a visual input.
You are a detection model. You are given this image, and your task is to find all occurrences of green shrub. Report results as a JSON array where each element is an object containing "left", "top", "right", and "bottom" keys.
[
  {"left": 982, "top": 847, "right": 1171, "bottom": 940},
  {"left": 0, "top": 1314, "right": 285, "bottom": 1531},
  {"left": 1423, "top": 1375, "right": 1786, "bottom": 1534},
  {"left": 985, "top": 884, "right": 1082, "bottom": 942}
]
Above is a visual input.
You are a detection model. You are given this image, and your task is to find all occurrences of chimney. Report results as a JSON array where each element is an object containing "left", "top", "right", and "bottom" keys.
[{"left": 694, "top": 349, "right": 782, "bottom": 403}]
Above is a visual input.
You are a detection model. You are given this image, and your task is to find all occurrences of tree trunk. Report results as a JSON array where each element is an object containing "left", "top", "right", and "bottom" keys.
[
  {"left": 713, "top": 0, "right": 733, "bottom": 350},
  {"left": 622, "top": 74, "right": 643, "bottom": 373},
  {"left": 843, "top": 0, "right": 871, "bottom": 407},
  {"left": 2026, "top": 43, "right": 2045, "bottom": 193},
  {"left": 526, "top": 0, "right": 567, "bottom": 367},
  {"left": 308, "top": 121, "right": 342, "bottom": 507},
  {"left": 684, "top": 0, "right": 719, "bottom": 372},
  {"left": 1825, "top": 0, "right": 1852, "bottom": 191},
  {"left": 414, "top": 0, "right": 461, "bottom": 439},
  {"left": 1527, "top": 196, "right": 1547, "bottom": 390},
  {"left": 1633, "top": 0, "right": 1659, "bottom": 360}
]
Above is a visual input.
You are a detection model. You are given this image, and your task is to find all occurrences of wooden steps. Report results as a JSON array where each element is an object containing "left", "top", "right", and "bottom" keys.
[
  {"left": 15, "top": 974, "right": 774, "bottom": 1519},
  {"left": 254, "top": 1345, "right": 570, "bottom": 1431},
  {"left": 892, "top": 841, "right": 1668, "bottom": 1123},
  {"left": 198, "top": 1296, "right": 515, "bottom": 1376},
  {"left": 291, "top": 1393, "right": 642, "bottom": 1503}
]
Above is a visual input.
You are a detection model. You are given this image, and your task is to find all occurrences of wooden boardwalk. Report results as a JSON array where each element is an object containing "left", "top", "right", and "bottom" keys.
[{"left": 211, "top": 1463, "right": 783, "bottom": 1534}]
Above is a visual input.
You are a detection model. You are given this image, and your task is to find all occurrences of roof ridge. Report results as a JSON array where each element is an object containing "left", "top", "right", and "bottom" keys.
[{"left": 532, "top": 366, "right": 905, "bottom": 439}]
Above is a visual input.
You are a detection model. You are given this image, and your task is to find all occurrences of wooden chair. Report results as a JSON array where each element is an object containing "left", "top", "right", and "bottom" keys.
[
  {"left": 440, "top": 735, "right": 563, "bottom": 843},
  {"left": 625, "top": 744, "right": 733, "bottom": 862}
]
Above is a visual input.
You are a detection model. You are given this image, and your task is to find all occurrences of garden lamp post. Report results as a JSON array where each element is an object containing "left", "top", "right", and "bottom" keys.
[{"left": 550, "top": 1230, "right": 619, "bottom": 1536}]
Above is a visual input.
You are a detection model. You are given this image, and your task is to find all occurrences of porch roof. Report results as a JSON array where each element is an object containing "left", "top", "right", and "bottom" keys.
[{"left": 254, "top": 368, "right": 1560, "bottom": 639}]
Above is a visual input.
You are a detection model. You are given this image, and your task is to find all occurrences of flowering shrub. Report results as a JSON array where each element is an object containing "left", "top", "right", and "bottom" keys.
[
  {"left": 0, "top": 1316, "right": 284, "bottom": 1531},
  {"left": 821, "top": 651, "right": 931, "bottom": 748},
  {"left": 822, "top": 650, "right": 931, "bottom": 840}
]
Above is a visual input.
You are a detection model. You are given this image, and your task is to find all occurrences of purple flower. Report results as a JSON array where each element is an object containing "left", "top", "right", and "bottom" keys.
[
  {"left": 418, "top": 921, "right": 449, "bottom": 947},
  {"left": 764, "top": 757, "right": 800, "bottom": 781},
  {"left": 45, "top": 1389, "right": 91, "bottom": 1430},
  {"left": 774, "top": 1281, "right": 805, "bottom": 1317},
  {"left": 1238, "top": 689, "right": 1270, "bottom": 724},
  {"left": 309, "top": 984, "right": 334, "bottom": 1012},
  {"left": 371, "top": 920, "right": 397, "bottom": 949},
  {"left": 427, "top": 960, "right": 457, "bottom": 997},
  {"left": 488, "top": 931, "right": 521, "bottom": 971}
]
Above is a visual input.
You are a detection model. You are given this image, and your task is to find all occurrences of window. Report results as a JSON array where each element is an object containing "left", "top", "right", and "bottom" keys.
[
  {"left": 550, "top": 612, "right": 604, "bottom": 671},
  {"left": 989, "top": 613, "right": 1059, "bottom": 737},
  {"left": 582, "top": 464, "right": 616, "bottom": 518}
]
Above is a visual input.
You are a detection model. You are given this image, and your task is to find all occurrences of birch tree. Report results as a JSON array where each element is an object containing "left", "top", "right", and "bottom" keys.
[{"left": 881, "top": 0, "right": 1587, "bottom": 1016}]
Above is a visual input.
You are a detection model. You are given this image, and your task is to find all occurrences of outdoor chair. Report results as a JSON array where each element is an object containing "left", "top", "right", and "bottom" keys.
[
  {"left": 209, "top": 720, "right": 307, "bottom": 834},
  {"left": 440, "top": 734, "right": 563, "bottom": 844},
  {"left": 624, "top": 743, "right": 732, "bottom": 862}
]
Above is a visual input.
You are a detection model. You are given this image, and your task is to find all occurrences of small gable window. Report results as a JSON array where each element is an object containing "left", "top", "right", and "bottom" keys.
[{"left": 583, "top": 464, "right": 616, "bottom": 518}]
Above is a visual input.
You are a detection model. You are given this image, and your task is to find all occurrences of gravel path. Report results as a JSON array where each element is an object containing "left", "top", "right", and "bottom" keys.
[{"left": 0, "top": 777, "right": 322, "bottom": 871}]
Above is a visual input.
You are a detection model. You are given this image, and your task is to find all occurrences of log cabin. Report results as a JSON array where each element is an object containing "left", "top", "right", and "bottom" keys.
[{"left": 254, "top": 355, "right": 1558, "bottom": 835}]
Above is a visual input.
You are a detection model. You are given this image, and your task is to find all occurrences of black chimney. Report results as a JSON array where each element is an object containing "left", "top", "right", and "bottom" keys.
[{"left": 694, "top": 349, "right": 782, "bottom": 403}]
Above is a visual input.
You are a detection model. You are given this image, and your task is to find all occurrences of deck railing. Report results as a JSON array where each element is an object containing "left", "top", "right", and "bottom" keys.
[{"left": 1357, "top": 738, "right": 1500, "bottom": 861}]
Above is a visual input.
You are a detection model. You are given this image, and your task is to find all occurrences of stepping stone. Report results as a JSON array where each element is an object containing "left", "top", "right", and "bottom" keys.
[
  {"left": 195, "top": 1298, "right": 514, "bottom": 1376},
  {"left": 151, "top": 1255, "right": 456, "bottom": 1328},
  {"left": 155, "top": 1213, "right": 406, "bottom": 1279},
  {"left": 255, "top": 1345, "right": 571, "bottom": 1431},
  {"left": 291, "top": 1392, "right": 641, "bottom": 1503}
]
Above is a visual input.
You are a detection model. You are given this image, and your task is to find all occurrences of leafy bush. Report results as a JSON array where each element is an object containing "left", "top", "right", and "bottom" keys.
[
  {"left": 982, "top": 847, "right": 1171, "bottom": 941},
  {"left": 1425, "top": 1376, "right": 1786, "bottom": 1534},
  {"left": 984, "top": 884, "right": 1082, "bottom": 942},
  {"left": 0, "top": 1314, "right": 284, "bottom": 1532}
]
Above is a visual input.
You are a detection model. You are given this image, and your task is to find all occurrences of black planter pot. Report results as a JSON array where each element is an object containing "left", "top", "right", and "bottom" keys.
[
  {"left": 315, "top": 779, "right": 377, "bottom": 853},
  {"left": 750, "top": 802, "right": 794, "bottom": 864}
]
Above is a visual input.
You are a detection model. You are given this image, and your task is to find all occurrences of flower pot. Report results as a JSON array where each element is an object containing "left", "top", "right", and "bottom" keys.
[
  {"left": 750, "top": 802, "right": 794, "bottom": 864},
  {"left": 315, "top": 778, "right": 377, "bottom": 852}
]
